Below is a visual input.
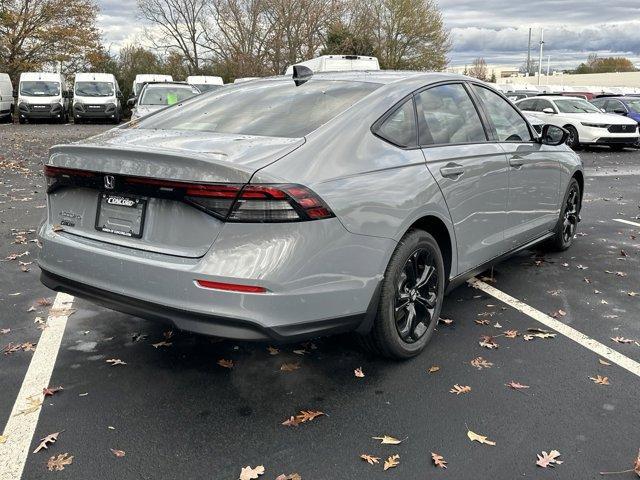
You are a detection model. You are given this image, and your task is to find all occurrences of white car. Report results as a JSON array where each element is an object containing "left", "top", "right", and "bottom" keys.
[
  {"left": 130, "top": 82, "right": 200, "bottom": 121},
  {"left": 0, "top": 73, "right": 14, "bottom": 123},
  {"left": 516, "top": 96, "right": 639, "bottom": 150}
]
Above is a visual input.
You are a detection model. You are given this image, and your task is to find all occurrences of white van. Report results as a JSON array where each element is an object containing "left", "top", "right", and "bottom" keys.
[
  {"left": 73, "top": 72, "right": 123, "bottom": 124},
  {"left": 186, "top": 75, "right": 223, "bottom": 93},
  {"left": 0, "top": 74, "right": 13, "bottom": 123},
  {"left": 18, "top": 72, "right": 70, "bottom": 124},
  {"left": 132, "top": 74, "right": 173, "bottom": 98},
  {"left": 285, "top": 55, "right": 380, "bottom": 75}
]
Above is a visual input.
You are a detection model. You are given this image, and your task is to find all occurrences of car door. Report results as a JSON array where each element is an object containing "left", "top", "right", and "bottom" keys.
[
  {"left": 470, "top": 84, "right": 561, "bottom": 249},
  {"left": 417, "top": 82, "right": 509, "bottom": 274}
]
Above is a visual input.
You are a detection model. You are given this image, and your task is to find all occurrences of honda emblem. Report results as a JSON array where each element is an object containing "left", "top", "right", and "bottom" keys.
[{"left": 104, "top": 175, "right": 115, "bottom": 190}]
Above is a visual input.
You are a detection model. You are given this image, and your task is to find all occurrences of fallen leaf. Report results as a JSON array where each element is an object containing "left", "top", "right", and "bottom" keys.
[
  {"left": 239, "top": 465, "right": 265, "bottom": 480},
  {"left": 470, "top": 357, "right": 493, "bottom": 370},
  {"left": 106, "top": 358, "right": 126, "bottom": 366},
  {"left": 383, "top": 454, "right": 400, "bottom": 471},
  {"left": 449, "top": 384, "right": 471, "bottom": 395},
  {"left": 506, "top": 381, "right": 530, "bottom": 391},
  {"left": 275, "top": 474, "right": 301, "bottom": 480},
  {"left": 0, "top": 328, "right": 10, "bottom": 335},
  {"left": 42, "top": 386, "right": 63, "bottom": 397},
  {"left": 551, "top": 309, "right": 566, "bottom": 318},
  {"left": 35, "top": 297, "right": 52, "bottom": 307},
  {"left": 0, "top": 435, "right": 7, "bottom": 444},
  {"left": 47, "top": 453, "right": 73, "bottom": 471},
  {"left": 21, "top": 342, "right": 36, "bottom": 352},
  {"left": 599, "top": 359, "right": 611, "bottom": 366},
  {"left": 628, "top": 292, "right": 638, "bottom": 297},
  {"left": 292, "top": 349, "right": 307, "bottom": 355},
  {"left": 590, "top": 375, "right": 610, "bottom": 385},
  {"left": 372, "top": 435, "right": 402, "bottom": 445},
  {"left": 267, "top": 346, "right": 279, "bottom": 355},
  {"left": 151, "top": 341, "right": 172, "bottom": 348},
  {"left": 611, "top": 336, "right": 634, "bottom": 344},
  {"left": 599, "top": 448, "right": 640, "bottom": 476},
  {"left": 15, "top": 396, "right": 42, "bottom": 416},
  {"left": 280, "top": 362, "right": 300, "bottom": 372},
  {"left": 428, "top": 365, "right": 440, "bottom": 374},
  {"left": 536, "top": 450, "right": 563, "bottom": 468},
  {"left": 360, "top": 454, "right": 380, "bottom": 465},
  {"left": 431, "top": 452, "right": 447, "bottom": 469},
  {"left": 217, "top": 359, "right": 234, "bottom": 369},
  {"left": 33, "top": 432, "right": 62, "bottom": 453},
  {"left": 354, "top": 367, "right": 365, "bottom": 378},
  {"left": 504, "top": 330, "right": 518, "bottom": 338},
  {"left": 110, "top": 448, "right": 126, "bottom": 457},
  {"left": 479, "top": 335, "right": 499, "bottom": 349},
  {"left": 439, "top": 317, "right": 454, "bottom": 326},
  {"left": 467, "top": 430, "right": 496, "bottom": 446},
  {"left": 282, "top": 410, "right": 324, "bottom": 426},
  {"left": 475, "top": 319, "right": 490, "bottom": 325}
]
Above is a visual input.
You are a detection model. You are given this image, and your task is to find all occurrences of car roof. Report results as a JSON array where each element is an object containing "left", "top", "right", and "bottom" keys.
[{"left": 244, "top": 70, "right": 477, "bottom": 86}]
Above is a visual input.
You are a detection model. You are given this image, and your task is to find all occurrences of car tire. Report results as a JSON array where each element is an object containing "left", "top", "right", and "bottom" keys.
[
  {"left": 359, "top": 229, "right": 445, "bottom": 359},
  {"left": 545, "top": 178, "right": 581, "bottom": 252},
  {"left": 18, "top": 116, "right": 26, "bottom": 124},
  {"left": 565, "top": 125, "right": 579, "bottom": 149}
]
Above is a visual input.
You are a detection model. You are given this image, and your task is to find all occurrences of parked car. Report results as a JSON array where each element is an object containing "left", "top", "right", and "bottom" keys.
[
  {"left": 516, "top": 95, "right": 639, "bottom": 149},
  {"left": 590, "top": 96, "right": 640, "bottom": 124},
  {"left": 285, "top": 55, "right": 380, "bottom": 75},
  {"left": 131, "top": 74, "right": 173, "bottom": 98},
  {"left": 39, "top": 71, "right": 582, "bottom": 359},
  {"left": 17, "top": 72, "right": 70, "bottom": 124},
  {"left": 0, "top": 73, "right": 14, "bottom": 123},
  {"left": 129, "top": 82, "right": 200, "bottom": 120},
  {"left": 73, "top": 72, "right": 123, "bottom": 124},
  {"left": 186, "top": 75, "right": 224, "bottom": 93}
]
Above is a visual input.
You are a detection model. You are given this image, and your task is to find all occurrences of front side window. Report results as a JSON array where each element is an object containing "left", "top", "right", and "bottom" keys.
[
  {"left": 75, "top": 81, "right": 114, "bottom": 97},
  {"left": 20, "top": 81, "right": 60, "bottom": 96},
  {"left": 590, "top": 99, "right": 605, "bottom": 110},
  {"left": 534, "top": 100, "right": 554, "bottom": 112},
  {"left": 554, "top": 98, "right": 601, "bottom": 114},
  {"left": 137, "top": 79, "right": 381, "bottom": 138},
  {"left": 375, "top": 99, "right": 417, "bottom": 147},
  {"left": 139, "top": 86, "right": 200, "bottom": 106},
  {"left": 517, "top": 99, "right": 536, "bottom": 111},
  {"left": 472, "top": 85, "right": 532, "bottom": 142},
  {"left": 418, "top": 83, "right": 486, "bottom": 145},
  {"left": 625, "top": 99, "right": 640, "bottom": 113}
]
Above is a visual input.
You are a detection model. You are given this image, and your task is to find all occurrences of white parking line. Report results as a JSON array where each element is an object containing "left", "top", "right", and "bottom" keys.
[
  {"left": 613, "top": 218, "right": 640, "bottom": 228},
  {"left": 0, "top": 292, "right": 74, "bottom": 480},
  {"left": 469, "top": 278, "right": 640, "bottom": 378}
]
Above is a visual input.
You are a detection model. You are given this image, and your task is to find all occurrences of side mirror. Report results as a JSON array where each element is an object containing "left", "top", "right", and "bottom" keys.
[
  {"left": 613, "top": 108, "right": 627, "bottom": 115},
  {"left": 127, "top": 97, "right": 137, "bottom": 107},
  {"left": 539, "top": 124, "right": 568, "bottom": 146},
  {"left": 600, "top": 108, "right": 606, "bottom": 113},
  {"left": 116, "top": 91, "right": 123, "bottom": 99},
  {"left": 542, "top": 107, "right": 555, "bottom": 114}
]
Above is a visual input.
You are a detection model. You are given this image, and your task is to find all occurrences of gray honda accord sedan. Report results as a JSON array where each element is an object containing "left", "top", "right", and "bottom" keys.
[{"left": 38, "top": 70, "right": 583, "bottom": 358}]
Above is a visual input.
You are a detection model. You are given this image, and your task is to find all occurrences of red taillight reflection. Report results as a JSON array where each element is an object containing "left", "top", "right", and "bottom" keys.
[
  {"left": 195, "top": 279, "right": 267, "bottom": 293},
  {"left": 44, "top": 165, "right": 97, "bottom": 178}
]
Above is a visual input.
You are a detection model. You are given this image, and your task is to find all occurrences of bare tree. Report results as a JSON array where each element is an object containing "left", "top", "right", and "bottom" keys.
[
  {"left": 137, "top": 0, "right": 208, "bottom": 73},
  {"left": 468, "top": 57, "right": 488, "bottom": 81}
]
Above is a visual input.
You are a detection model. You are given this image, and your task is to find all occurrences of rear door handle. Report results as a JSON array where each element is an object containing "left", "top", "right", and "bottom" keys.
[
  {"left": 509, "top": 156, "right": 525, "bottom": 168},
  {"left": 440, "top": 164, "right": 464, "bottom": 178}
]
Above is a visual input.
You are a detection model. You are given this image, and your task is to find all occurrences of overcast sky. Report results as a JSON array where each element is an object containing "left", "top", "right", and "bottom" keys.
[{"left": 98, "top": 0, "right": 640, "bottom": 69}]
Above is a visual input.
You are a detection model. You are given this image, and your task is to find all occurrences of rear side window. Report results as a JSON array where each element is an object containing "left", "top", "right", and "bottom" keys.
[
  {"left": 472, "top": 85, "right": 532, "bottom": 142},
  {"left": 137, "top": 79, "right": 380, "bottom": 138},
  {"left": 517, "top": 99, "right": 536, "bottom": 111},
  {"left": 418, "top": 83, "right": 486, "bottom": 145},
  {"left": 374, "top": 99, "right": 417, "bottom": 147}
]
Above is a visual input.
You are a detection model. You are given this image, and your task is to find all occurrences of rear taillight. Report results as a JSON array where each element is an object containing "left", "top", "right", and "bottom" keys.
[
  {"left": 43, "top": 165, "right": 334, "bottom": 223},
  {"left": 195, "top": 279, "right": 267, "bottom": 293}
]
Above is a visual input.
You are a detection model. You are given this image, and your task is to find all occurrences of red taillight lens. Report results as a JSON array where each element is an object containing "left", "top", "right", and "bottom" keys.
[
  {"left": 44, "top": 165, "right": 97, "bottom": 178},
  {"left": 195, "top": 279, "right": 267, "bottom": 293}
]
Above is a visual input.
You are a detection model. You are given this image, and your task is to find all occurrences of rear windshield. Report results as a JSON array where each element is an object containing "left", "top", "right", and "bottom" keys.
[
  {"left": 139, "top": 85, "right": 200, "bottom": 106},
  {"left": 136, "top": 79, "right": 381, "bottom": 138}
]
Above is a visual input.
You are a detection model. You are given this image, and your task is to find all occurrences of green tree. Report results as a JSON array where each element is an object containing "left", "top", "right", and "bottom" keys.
[
  {"left": 573, "top": 54, "right": 636, "bottom": 74},
  {"left": 115, "top": 45, "right": 162, "bottom": 99},
  {"left": 321, "top": 23, "right": 375, "bottom": 56}
]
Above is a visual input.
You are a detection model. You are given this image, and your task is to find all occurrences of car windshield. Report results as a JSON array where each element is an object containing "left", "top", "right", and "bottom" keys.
[
  {"left": 194, "top": 84, "right": 222, "bottom": 92},
  {"left": 139, "top": 85, "right": 199, "bottom": 106},
  {"left": 554, "top": 99, "right": 601, "bottom": 114},
  {"left": 136, "top": 79, "right": 381, "bottom": 138},
  {"left": 625, "top": 99, "right": 640, "bottom": 112},
  {"left": 20, "top": 81, "right": 60, "bottom": 96},
  {"left": 75, "top": 81, "right": 114, "bottom": 97}
]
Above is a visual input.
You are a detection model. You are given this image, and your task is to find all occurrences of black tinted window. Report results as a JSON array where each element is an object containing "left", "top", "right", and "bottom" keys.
[
  {"left": 517, "top": 99, "right": 536, "bottom": 111},
  {"left": 137, "top": 79, "right": 380, "bottom": 138},
  {"left": 472, "top": 85, "right": 532, "bottom": 142},
  {"left": 375, "top": 99, "right": 417, "bottom": 147},
  {"left": 418, "top": 84, "right": 486, "bottom": 145}
]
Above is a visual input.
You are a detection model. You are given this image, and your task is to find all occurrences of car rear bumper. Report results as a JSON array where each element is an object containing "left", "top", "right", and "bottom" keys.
[{"left": 38, "top": 219, "right": 393, "bottom": 340}]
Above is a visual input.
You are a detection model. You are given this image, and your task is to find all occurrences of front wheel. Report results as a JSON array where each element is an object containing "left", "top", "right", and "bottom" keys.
[
  {"left": 545, "top": 178, "right": 581, "bottom": 251},
  {"left": 565, "top": 125, "right": 579, "bottom": 149},
  {"left": 360, "top": 229, "right": 445, "bottom": 359}
]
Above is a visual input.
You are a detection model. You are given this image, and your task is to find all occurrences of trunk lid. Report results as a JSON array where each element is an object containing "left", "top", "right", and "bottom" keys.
[{"left": 46, "top": 128, "right": 304, "bottom": 258}]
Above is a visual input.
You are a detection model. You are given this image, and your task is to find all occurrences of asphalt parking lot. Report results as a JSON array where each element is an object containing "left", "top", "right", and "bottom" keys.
[{"left": 0, "top": 123, "right": 639, "bottom": 480}]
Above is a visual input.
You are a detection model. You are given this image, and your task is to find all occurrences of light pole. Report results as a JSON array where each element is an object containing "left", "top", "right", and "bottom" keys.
[{"left": 537, "top": 29, "right": 544, "bottom": 86}]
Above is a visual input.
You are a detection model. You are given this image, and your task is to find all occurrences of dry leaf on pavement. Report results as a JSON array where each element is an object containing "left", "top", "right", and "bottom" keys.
[
  {"left": 282, "top": 410, "right": 324, "bottom": 426},
  {"left": 431, "top": 452, "right": 448, "bottom": 469},
  {"left": 47, "top": 453, "right": 73, "bottom": 471},
  {"left": 599, "top": 448, "right": 640, "bottom": 476},
  {"left": 599, "top": 359, "right": 611, "bottom": 366},
  {"left": 42, "top": 386, "right": 63, "bottom": 397},
  {"left": 106, "top": 358, "right": 126, "bottom": 366},
  {"left": 267, "top": 346, "right": 279, "bottom": 355},
  {"left": 360, "top": 454, "right": 380, "bottom": 465},
  {"left": 590, "top": 375, "right": 610, "bottom": 385},
  {"left": 0, "top": 435, "right": 7, "bottom": 444},
  {"left": 354, "top": 367, "right": 365, "bottom": 378},
  {"left": 383, "top": 454, "right": 400, "bottom": 471},
  {"left": 275, "top": 474, "right": 301, "bottom": 480},
  {"left": 449, "top": 384, "right": 471, "bottom": 395},
  {"left": 217, "top": 359, "right": 234, "bottom": 369},
  {"left": 33, "top": 432, "right": 62, "bottom": 453},
  {"left": 239, "top": 465, "right": 265, "bottom": 480},
  {"left": 611, "top": 336, "right": 634, "bottom": 344},
  {"left": 536, "top": 450, "right": 563, "bottom": 468},
  {"left": 470, "top": 357, "right": 493, "bottom": 370},
  {"left": 152, "top": 341, "right": 172, "bottom": 348},
  {"left": 110, "top": 449, "right": 126, "bottom": 457},
  {"left": 428, "top": 365, "right": 440, "bottom": 373},
  {"left": 15, "top": 396, "right": 42, "bottom": 416},
  {"left": 479, "top": 335, "right": 499, "bottom": 349},
  {"left": 280, "top": 362, "right": 300, "bottom": 372},
  {"left": 506, "top": 381, "right": 530, "bottom": 391},
  {"left": 467, "top": 430, "right": 496, "bottom": 446},
  {"left": 504, "top": 330, "right": 518, "bottom": 338},
  {"left": 372, "top": 435, "right": 402, "bottom": 445}
]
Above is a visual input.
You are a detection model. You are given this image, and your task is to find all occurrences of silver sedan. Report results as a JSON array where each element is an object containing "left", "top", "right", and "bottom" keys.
[{"left": 38, "top": 71, "right": 583, "bottom": 358}]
